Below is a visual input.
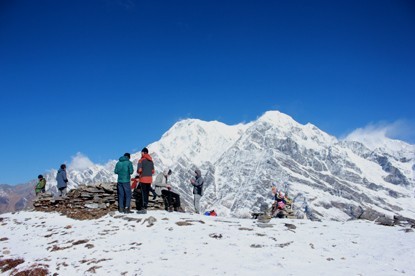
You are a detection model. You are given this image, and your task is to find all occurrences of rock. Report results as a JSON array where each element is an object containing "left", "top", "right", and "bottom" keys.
[
  {"left": 85, "top": 203, "right": 106, "bottom": 209},
  {"left": 359, "top": 208, "right": 394, "bottom": 226},
  {"left": 257, "top": 214, "right": 272, "bottom": 223},
  {"left": 100, "top": 183, "right": 116, "bottom": 193},
  {"left": 284, "top": 223, "right": 296, "bottom": 230},
  {"left": 80, "top": 193, "right": 94, "bottom": 199},
  {"left": 83, "top": 187, "right": 105, "bottom": 193}
]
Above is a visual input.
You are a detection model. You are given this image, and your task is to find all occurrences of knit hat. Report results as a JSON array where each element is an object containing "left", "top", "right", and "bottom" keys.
[
  {"left": 38, "top": 175, "right": 43, "bottom": 179},
  {"left": 141, "top": 147, "right": 149, "bottom": 153}
]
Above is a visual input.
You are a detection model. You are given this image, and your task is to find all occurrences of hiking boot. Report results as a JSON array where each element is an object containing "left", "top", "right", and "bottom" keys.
[
  {"left": 168, "top": 206, "right": 174, "bottom": 212},
  {"left": 136, "top": 209, "right": 147, "bottom": 214},
  {"left": 124, "top": 208, "right": 133, "bottom": 214}
]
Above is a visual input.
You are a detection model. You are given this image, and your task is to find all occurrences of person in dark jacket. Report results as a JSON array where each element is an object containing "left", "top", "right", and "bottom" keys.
[
  {"left": 136, "top": 147, "right": 154, "bottom": 213},
  {"left": 114, "top": 153, "right": 134, "bottom": 213},
  {"left": 35, "top": 174, "right": 46, "bottom": 195},
  {"left": 190, "top": 169, "right": 204, "bottom": 214},
  {"left": 56, "top": 164, "right": 68, "bottom": 197}
]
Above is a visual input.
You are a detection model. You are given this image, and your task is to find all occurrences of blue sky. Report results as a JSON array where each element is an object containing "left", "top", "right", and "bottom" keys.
[{"left": 1, "top": 0, "right": 414, "bottom": 185}]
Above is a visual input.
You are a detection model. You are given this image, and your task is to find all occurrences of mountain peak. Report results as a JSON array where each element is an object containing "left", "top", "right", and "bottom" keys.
[
  {"left": 150, "top": 118, "right": 249, "bottom": 167},
  {"left": 257, "top": 110, "right": 298, "bottom": 127}
]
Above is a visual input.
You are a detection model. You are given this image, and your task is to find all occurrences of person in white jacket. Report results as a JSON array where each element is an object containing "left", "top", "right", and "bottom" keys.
[{"left": 153, "top": 169, "right": 181, "bottom": 211}]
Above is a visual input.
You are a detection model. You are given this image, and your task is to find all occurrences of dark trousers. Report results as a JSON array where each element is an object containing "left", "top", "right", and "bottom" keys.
[
  {"left": 117, "top": 182, "right": 131, "bottom": 210},
  {"left": 140, "top": 183, "right": 151, "bottom": 209},
  {"left": 161, "top": 190, "right": 181, "bottom": 209}
]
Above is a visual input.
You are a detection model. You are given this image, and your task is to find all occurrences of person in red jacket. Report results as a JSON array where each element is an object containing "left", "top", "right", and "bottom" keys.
[{"left": 137, "top": 147, "right": 154, "bottom": 213}]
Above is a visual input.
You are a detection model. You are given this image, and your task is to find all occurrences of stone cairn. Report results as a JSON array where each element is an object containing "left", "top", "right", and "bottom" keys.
[{"left": 32, "top": 183, "right": 166, "bottom": 220}]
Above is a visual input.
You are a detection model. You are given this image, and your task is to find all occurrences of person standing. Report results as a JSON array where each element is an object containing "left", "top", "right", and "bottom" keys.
[
  {"left": 190, "top": 169, "right": 204, "bottom": 214},
  {"left": 35, "top": 174, "right": 46, "bottom": 195},
  {"left": 114, "top": 153, "right": 134, "bottom": 213},
  {"left": 56, "top": 164, "right": 68, "bottom": 197},
  {"left": 153, "top": 169, "right": 181, "bottom": 211},
  {"left": 137, "top": 147, "right": 154, "bottom": 213}
]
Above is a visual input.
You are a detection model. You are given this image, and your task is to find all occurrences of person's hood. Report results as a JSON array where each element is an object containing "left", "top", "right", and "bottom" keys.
[
  {"left": 195, "top": 169, "right": 201, "bottom": 177},
  {"left": 141, "top": 153, "right": 153, "bottom": 161},
  {"left": 58, "top": 168, "right": 65, "bottom": 173},
  {"left": 119, "top": 156, "right": 129, "bottom": 162}
]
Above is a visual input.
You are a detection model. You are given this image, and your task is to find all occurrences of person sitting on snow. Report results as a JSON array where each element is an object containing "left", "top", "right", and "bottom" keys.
[{"left": 271, "top": 183, "right": 288, "bottom": 217}]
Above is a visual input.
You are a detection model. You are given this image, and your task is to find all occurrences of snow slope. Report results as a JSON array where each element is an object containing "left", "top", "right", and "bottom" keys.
[{"left": 1, "top": 210, "right": 414, "bottom": 275}]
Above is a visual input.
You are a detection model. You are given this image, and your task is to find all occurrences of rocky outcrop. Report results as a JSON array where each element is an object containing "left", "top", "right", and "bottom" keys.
[{"left": 32, "top": 183, "right": 167, "bottom": 220}]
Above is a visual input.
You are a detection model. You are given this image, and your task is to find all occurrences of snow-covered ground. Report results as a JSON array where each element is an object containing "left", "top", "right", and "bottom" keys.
[{"left": 1, "top": 211, "right": 414, "bottom": 275}]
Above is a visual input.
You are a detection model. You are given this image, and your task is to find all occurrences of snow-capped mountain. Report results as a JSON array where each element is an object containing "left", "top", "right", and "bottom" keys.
[
  {"left": 3, "top": 110, "right": 415, "bottom": 221},
  {"left": 149, "top": 110, "right": 415, "bottom": 221}
]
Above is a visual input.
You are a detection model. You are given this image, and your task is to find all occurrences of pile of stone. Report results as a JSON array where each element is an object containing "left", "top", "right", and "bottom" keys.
[{"left": 32, "top": 183, "right": 166, "bottom": 220}]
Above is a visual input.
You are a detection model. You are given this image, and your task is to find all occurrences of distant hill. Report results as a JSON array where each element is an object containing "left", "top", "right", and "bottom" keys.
[{"left": 0, "top": 183, "right": 36, "bottom": 213}]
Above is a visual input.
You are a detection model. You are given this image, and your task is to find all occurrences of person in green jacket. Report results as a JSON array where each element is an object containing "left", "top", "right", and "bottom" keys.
[
  {"left": 114, "top": 153, "right": 134, "bottom": 213},
  {"left": 35, "top": 175, "right": 46, "bottom": 195}
]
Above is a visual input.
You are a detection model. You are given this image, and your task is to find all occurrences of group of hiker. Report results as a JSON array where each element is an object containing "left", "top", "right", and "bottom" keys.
[
  {"left": 35, "top": 164, "right": 69, "bottom": 196},
  {"left": 114, "top": 147, "right": 204, "bottom": 214},
  {"left": 34, "top": 147, "right": 293, "bottom": 218},
  {"left": 34, "top": 147, "right": 205, "bottom": 215}
]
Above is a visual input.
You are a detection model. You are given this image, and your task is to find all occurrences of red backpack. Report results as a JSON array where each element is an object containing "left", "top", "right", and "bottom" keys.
[{"left": 131, "top": 178, "right": 139, "bottom": 189}]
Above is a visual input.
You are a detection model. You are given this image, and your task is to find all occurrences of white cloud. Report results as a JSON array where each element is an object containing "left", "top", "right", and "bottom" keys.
[
  {"left": 345, "top": 120, "right": 414, "bottom": 147},
  {"left": 68, "top": 152, "right": 95, "bottom": 172}
]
